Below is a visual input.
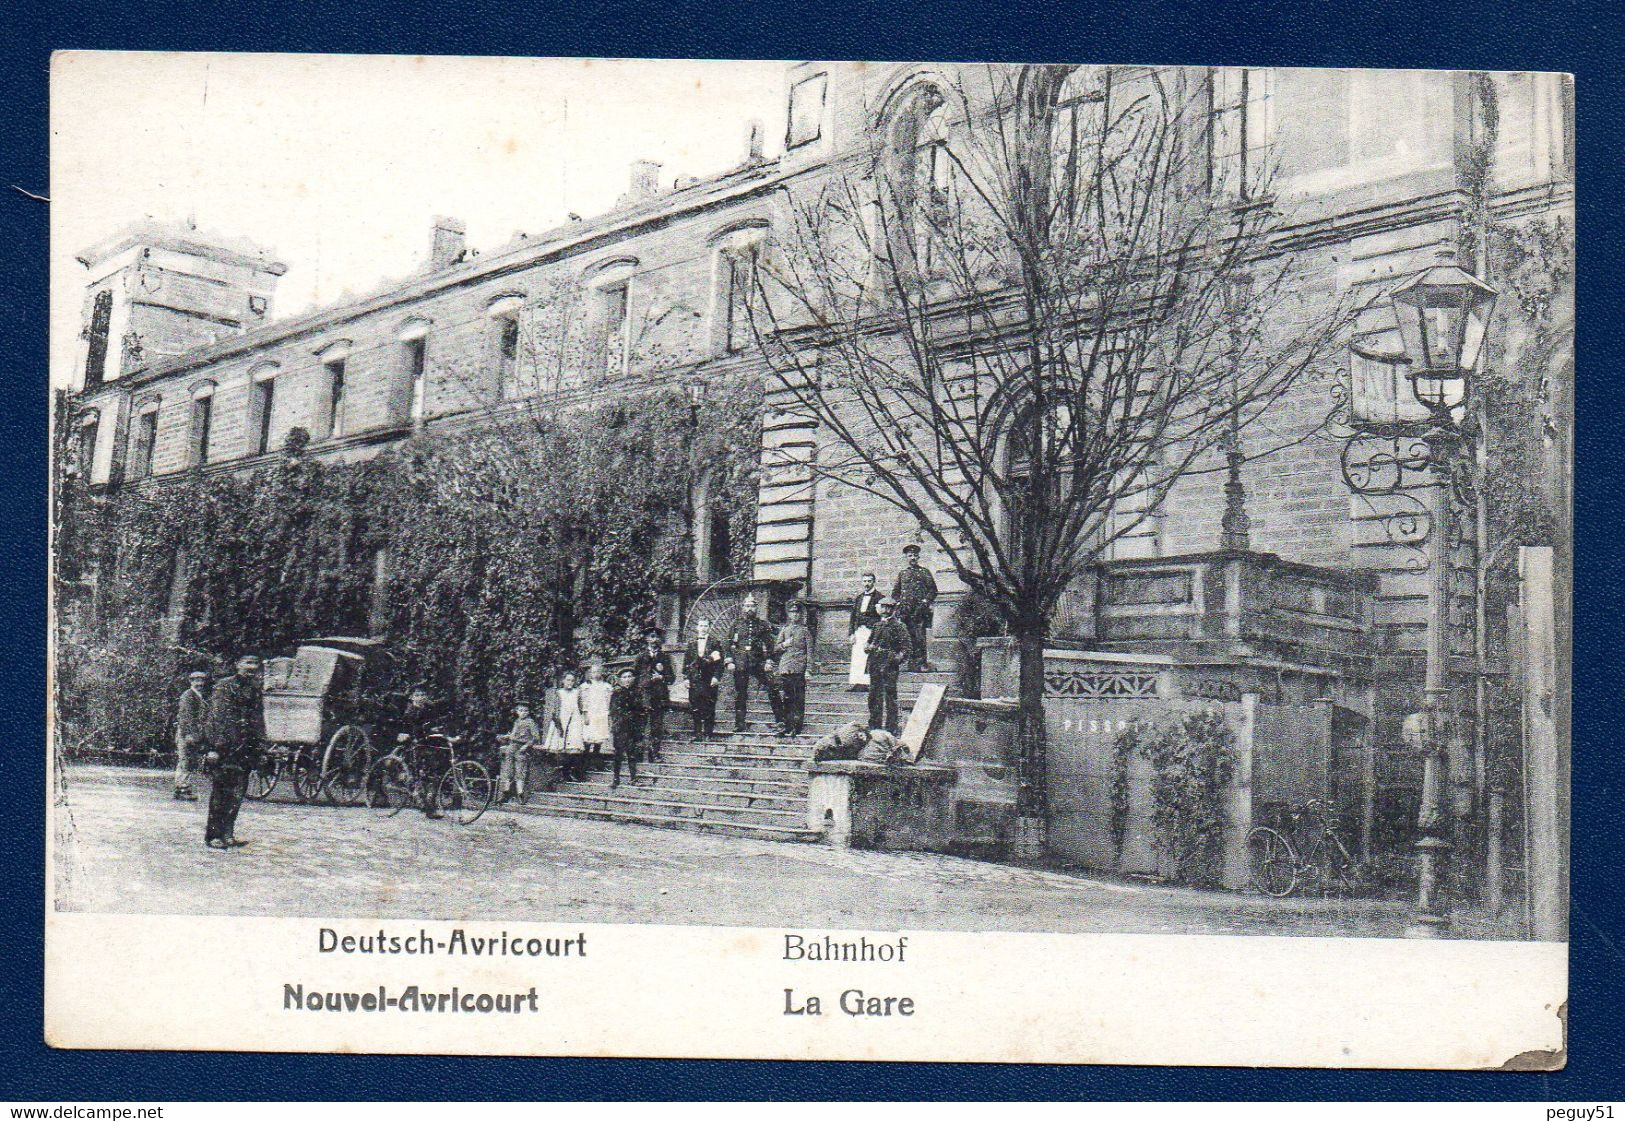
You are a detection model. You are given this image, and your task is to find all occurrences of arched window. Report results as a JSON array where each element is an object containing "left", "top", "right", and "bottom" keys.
[
  {"left": 314, "top": 341, "right": 351, "bottom": 439},
  {"left": 398, "top": 318, "right": 432, "bottom": 424},
  {"left": 880, "top": 82, "right": 955, "bottom": 277},
  {"left": 248, "top": 361, "right": 281, "bottom": 455},
  {"left": 583, "top": 260, "right": 638, "bottom": 379},
  {"left": 188, "top": 380, "right": 216, "bottom": 468},
  {"left": 709, "top": 222, "right": 768, "bottom": 355},
  {"left": 485, "top": 295, "right": 526, "bottom": 399}
]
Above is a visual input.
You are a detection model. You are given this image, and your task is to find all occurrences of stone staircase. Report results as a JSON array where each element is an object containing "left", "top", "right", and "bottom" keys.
[{"left": 510, "top": 662, "right": 957, "bottom": 842}]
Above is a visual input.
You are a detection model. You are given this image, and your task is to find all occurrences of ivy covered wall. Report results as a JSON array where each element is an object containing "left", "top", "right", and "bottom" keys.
[{"left": 55, "top": 383, "right": 762, "bottom": 753}]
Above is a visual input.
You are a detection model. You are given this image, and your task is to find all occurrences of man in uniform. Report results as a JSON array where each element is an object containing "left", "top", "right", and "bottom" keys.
[
  {"left": 865, "top": 598, "right": 910, "bottom": 735},
  {"left": 203, "top": 653, "right": 264, "bottom": 850},
  {"left": 633, "top": 627, "right": 674, "bottom": 763},
  {"left": 891, "top": 543, "right": 939, "bottom": 671},
  {"left": 173, "top": 669, "right": 209, "bottom": 801},
  {"left": 725, "top": 593, "right": 782, "bottom": 734},
  {"left": 771, "top": 600, "right": 814, "bottom": 736},
  {"left": 683, "top": 618, "right": 725, "bottom": 739}
]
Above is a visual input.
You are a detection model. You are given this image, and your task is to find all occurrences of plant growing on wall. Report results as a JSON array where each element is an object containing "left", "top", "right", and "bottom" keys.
[{"left": 1110, "top": 709, "right": 1236, "bottom": 887}]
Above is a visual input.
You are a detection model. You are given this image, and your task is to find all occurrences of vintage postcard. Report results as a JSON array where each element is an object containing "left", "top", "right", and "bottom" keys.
[{"left": 46, "top": 51, "right": 1571, "bottom": 1066}]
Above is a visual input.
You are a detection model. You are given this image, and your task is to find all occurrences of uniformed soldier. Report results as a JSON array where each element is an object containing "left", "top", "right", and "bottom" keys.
[
  {"left": 725, "top": 594, "right": 783, "bottom": 734},
  {"left": 891, "top": 543, "right": 940, "bottom": 671},
  {"left": 203, "top": 653, "right": 264, "bottom": 850},
  {"left": 865, "top": 599, "right": 910, "bottom": 735}
]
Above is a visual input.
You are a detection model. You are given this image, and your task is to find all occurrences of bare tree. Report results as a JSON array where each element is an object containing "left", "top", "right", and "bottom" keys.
[{"left": 747, "top": 64, "right": 1365, "bottom": 853}]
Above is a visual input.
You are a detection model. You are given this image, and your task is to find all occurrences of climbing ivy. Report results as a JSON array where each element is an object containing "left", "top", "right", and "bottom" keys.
[
  {"left": 55, "top": 383, "right": 761, "bottom": 753},
  {"left": 1110, "top": 710, "right": 1237, "bottom": 888}
]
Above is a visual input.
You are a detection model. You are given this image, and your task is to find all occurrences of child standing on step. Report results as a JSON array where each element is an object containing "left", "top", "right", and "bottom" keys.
[
  {"left": 609, "top": 666, "right": 644, "bottom": 789},
  {"left": 579, "top": 661, "right": 613, "bottom": 771}
]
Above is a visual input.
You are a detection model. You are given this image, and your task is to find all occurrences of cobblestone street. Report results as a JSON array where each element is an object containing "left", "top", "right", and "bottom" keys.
[{"left": 56, "top": 765, "right": 1412, "bottom": 937}]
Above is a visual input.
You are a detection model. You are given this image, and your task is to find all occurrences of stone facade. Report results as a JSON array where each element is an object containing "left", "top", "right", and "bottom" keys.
[{"left": 64, "top": 63, "right": 1572, "bottom": 801}]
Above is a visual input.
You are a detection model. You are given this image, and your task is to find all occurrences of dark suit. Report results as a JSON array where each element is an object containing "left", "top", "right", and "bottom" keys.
[
  {"left": 633, "top": 648, "right": 674, "bottom": 760},
  {"left": 891, "top": 563, "right": 940, "bottom": 669},
  {"left": 683, "top": 636, "right": 725, "bottom": 738},
  {"left": 609, "top": 685, "right": 644, "bottom": 784},
  {"left": 849, "top": 590, "right": 883, "bottom": 635},
  {"left": 204, "top": 673, "right": 263, "bottom": 844},
  {"left": 865, "top": 617, "right": 910, "bottom": 734},
  {"left": 727, "top": 613, "right": 783, "bottom": 731}
]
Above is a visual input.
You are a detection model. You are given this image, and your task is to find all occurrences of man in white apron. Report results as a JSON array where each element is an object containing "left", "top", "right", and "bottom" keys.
[{"left": 847, "top": 573, "right": 883, "bottom": 689}]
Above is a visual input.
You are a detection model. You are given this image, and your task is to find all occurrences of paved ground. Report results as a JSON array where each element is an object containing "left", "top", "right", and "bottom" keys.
[{"left": 55, "top": 765, "right": 1414, "bottom": 937}]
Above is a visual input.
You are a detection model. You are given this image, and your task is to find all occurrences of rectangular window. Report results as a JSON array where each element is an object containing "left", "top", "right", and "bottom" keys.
[
  {"left": 326, "top": 359, "right": 347, "bottom": 438},
  {"left": 77, "top": 418, "right": 100, "bottom": 479},
  {"left": 84, "top": 290, "right": 113, "bottom": 390},
  {"left": 602, "top": 283, "right": 629, "bottom": 377},
  {"left": 189, "top": 395, "right": 213, "bottom": 467},
  {"left": 1208, "top": 67, "right": 1271, "bottom": 198},
  {"left": 496, "top": 318, "right": 520, "bottom": 397},
  {"left": 786, "top": 72, "right": 827, "bottom": 149},
  {"left": 253, "top": 379, "right": 276, "bottom": 455},
  {"left": 131, "top": 409, "right": 158, "bottom": 481},
  {"left": 721, "top": 251, "right": 757, "bottom": 354},
  {"left": 406, "top": 337, "right": 428, "bottom": 422}
]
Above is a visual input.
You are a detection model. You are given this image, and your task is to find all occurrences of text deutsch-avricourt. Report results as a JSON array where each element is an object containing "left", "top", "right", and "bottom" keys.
[{"left": 317, "top": 926, "right": 588, "bottom": 957}]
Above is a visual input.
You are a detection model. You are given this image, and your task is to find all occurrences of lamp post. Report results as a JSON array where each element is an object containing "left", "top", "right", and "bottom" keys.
[{"left": 1382, "top": 245, "right": 1497, "bottom": 937}]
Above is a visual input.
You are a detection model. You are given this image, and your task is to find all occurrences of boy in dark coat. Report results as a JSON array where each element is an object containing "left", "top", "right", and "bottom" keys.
[{"left": 609, "top": 667, "right": 645, "bottom": 789}]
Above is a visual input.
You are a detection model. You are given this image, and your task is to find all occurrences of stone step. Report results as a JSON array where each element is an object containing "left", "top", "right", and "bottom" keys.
[
  {"left": 553, "top": 777, "right": 803, "bottom": 814},
  {"left": 558, "top": 763, "right": 807, "bottom": 793},
  {"left": 658, "top": 747, "right": 811, "bottom": 768},
  {"left": 525, "top": 787, "right": 808, "bottom": 829},
  {"left": 505, "top": 800, "right": 822, "bottom": 844}
]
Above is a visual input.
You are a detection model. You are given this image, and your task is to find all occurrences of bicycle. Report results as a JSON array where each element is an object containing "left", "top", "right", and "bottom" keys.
[
  {"left": 1246, "top": 798, "right": 1368, "bottom": 898},
  {"left": 364, "top": 732, "right": 493, "bottom": 825}
]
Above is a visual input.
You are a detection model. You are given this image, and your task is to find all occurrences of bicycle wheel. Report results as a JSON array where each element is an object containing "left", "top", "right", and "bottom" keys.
[
  {"left": 438, "top": 760, "right": 494, "bottom": 825},
  {"left": 322, "top": 725, "right": 374, "bottom": 807},
  {"left": 245, "top": 758, "right": 280, "bottom": 800},
  {"left": 1246, "top": 826, "right": 1299, "bottom": 897},
  {"left": 366, "top": 755, "right": 416, "bottom": 817}
]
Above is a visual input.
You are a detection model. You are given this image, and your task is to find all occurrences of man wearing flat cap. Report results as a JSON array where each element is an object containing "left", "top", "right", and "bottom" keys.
[
  {"left": 173, "top": 669, "right": 210, "bottom": 801},
  {"left": 891, "top": 542, "right": 939, "bottom": 672}
]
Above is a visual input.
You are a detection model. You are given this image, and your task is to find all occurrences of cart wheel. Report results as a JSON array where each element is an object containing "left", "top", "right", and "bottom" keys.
[
  {"left": 366, "top": 755, "right": 415, "bottom": 817},
  {"left": 321, "top": 725, "right": 374, "bottom": 807},
  {"left": 438, "top": 761, "right": 494, "bottom": 825},
  {"left": 1247, "top": 826, "right": 1300, "bottom": 898},
  {"left": 245, "top": 758, "right": 279, "bottom": 801},
  {"left": 291, "top": 750, "right": 322, "bottom": 804}
]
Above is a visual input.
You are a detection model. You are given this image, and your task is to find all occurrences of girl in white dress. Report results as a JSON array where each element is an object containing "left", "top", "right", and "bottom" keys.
[
  {"left": 546, "top": 669, "right": 588, "bottom": 780},
  {"left": 579, "top": 661, "right": 614, "bottom": 769}
]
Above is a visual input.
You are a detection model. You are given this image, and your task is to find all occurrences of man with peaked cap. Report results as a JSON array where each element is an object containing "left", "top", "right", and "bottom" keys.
[
  {"left": 725, "top": 593, "right": 783, "bottom": 734},
  {"left": 203, "top": 653, "right": 264, "bottom": 849},
  {"left": 891, "top": 543, "right": 939, "bottom": 672}
]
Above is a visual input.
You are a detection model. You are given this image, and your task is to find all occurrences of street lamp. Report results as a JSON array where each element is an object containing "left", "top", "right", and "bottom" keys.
[{"left": 1385, "top": 245, "right": 1497, "bottom": 938}]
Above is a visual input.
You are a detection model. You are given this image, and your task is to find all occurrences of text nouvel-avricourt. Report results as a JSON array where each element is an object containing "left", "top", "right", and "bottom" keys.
[{"left": 783, "top": 933, "right": 908, "bottom": 962}]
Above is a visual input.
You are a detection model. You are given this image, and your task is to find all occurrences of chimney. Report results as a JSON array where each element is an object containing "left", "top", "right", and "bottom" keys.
[
  {"left": 629, "top": 160, "right": 662, "bottom": 202},
  {"left": 746, "top": 119, "right": 765, "bottom": 165},
  {"left": 429, "top": 216, "right": 467, "bottom": 271}
]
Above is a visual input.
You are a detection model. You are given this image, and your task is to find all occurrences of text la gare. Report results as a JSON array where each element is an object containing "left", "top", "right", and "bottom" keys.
[{"left": 784, "top": 988, "right": 915, "bottom": 1016}]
